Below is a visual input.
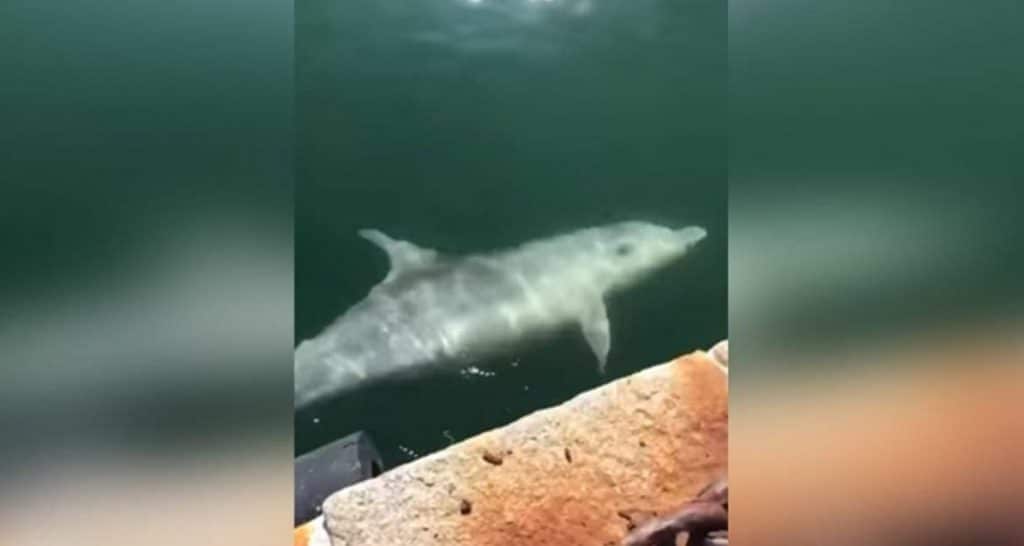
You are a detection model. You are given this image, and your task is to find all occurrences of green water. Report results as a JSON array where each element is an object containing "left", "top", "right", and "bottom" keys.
[{"left": 295, "top": 0, "right": 725, "bottom": 461}]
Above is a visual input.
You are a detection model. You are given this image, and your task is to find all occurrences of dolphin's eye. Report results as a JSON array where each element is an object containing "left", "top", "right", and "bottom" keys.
[{"left": 615, "top": 243, "right": 634, "bottom": 257}]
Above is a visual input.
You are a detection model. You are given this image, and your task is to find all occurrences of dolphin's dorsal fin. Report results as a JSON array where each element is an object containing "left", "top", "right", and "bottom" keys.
[{"left": 358, "top": 229, "right": 439, "bottom": 281}]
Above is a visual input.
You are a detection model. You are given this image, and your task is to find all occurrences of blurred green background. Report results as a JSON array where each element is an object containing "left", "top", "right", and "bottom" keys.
[
  {"left": 1, "top": 0, "right": 296, "bottom": 544},
  {"left": 730, "top": 0, "right": 1024, "bottom": 373}
]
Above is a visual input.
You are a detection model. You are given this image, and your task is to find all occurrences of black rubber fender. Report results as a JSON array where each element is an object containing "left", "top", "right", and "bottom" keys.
[{"left": 294, "top": 431, "right": 383, "bottom": 525}]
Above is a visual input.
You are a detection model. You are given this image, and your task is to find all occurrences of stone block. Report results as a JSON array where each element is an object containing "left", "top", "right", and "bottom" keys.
[{"left": 322, "top": 347, "right": 728, "bottom": 546}]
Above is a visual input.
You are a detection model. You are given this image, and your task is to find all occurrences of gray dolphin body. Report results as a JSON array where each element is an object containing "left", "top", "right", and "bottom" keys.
[{"left": 295, "top": 221, "right": 706, "bottom": 409}]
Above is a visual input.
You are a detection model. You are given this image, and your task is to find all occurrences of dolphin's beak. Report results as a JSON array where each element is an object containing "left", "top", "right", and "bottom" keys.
[{"left": 676, "top": 226, "right": 707, "bottom": 245}]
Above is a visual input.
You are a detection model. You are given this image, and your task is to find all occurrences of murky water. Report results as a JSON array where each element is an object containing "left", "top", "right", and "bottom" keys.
[{"left": 295, "top": 0, "right": 726, "bottom": 463}]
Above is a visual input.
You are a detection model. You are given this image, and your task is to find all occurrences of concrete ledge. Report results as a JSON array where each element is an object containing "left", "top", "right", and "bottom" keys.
[{"left": 322, "top": 347, "right": 728, "bottom": 546}]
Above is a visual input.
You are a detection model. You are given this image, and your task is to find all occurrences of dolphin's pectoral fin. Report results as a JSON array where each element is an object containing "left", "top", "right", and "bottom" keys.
[
  {"left": 580, "top": 299, "right": 611, "bottom": 374},
  {"left": 358, "top": 229, "right": 439, "bottom": 280}
]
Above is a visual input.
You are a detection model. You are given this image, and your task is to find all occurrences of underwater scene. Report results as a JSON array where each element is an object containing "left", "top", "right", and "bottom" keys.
[{"left": 295, "top": 0, "right": 725, "bottom": 466}]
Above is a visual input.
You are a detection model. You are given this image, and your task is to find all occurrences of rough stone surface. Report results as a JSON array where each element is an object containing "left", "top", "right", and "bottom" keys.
[
  {"left": 708, "top": 340, "right": 728, "bottom": 370},
  {"left": 322, "top": 348, "right": 728, "bottom": 546}
]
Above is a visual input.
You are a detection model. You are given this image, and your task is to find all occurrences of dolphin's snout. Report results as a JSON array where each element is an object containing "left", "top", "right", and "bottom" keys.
[{"left": 676, "top": 226, "right": 707, "bottom": 244}]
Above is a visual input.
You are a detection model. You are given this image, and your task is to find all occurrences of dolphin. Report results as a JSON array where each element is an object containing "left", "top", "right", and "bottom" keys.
[{"left": 295, "top": 221, "right": 707, "bottom": 409}]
